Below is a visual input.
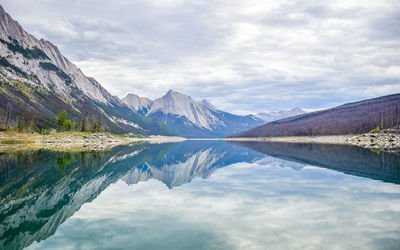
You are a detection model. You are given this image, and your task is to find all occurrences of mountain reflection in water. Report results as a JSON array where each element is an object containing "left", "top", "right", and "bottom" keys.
[{"left": 0, "top": 141, "right": 399, "bottom": 250}]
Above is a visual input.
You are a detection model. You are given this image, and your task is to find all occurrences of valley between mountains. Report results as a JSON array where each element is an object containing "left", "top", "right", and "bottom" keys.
[
  {"left": 0, "top": 3, "right": 399, "bottom": 151},
  {"left": 0, "top": 4, "right": 304, "bottom": 139}
]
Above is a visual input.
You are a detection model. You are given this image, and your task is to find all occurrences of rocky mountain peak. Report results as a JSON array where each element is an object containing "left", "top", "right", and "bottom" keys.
[
  {"left": 120, "top": 89, "right": 264, "bottom": 137},
  {"left": 201, "top": 99, "right": 217, "bottom": 111},
  {"left": 122, "top": 93, "right": 152, "bottom": 111},
  {"left": 254, "top": 108, "right": 306, "bottom": 122},
  {"left": 164, "top": 89, "right": 187, "bottom": 99},
  {"left": 0, "top": 4, "right": 114, "bottom": 104},
  {"left": 0, "top": 4, "right": 174, "bottom": 135},
  {"left": 149, "top": 90, "right": 224, "bottom": 130},
  {"left": 289, "top": 107, "right": 304, "bottom": 113}
]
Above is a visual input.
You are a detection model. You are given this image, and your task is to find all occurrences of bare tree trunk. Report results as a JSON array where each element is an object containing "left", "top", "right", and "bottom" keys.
[{"left": 5, "top": 102, "right": 12, "bottom": 127}]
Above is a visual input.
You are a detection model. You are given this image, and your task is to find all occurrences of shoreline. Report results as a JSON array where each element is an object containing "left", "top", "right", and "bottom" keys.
[
  {"left": 0, "top": 131, "right": 186, "bottom": 152},
  {"left": 1, "top": 131, "right": 399, "bottom": 152},
  {"left": 223, "top": 135, "right": 350, "bottom": 144},
  {"left": 224, "top": 131, "right": 400, "bottom": 151}
]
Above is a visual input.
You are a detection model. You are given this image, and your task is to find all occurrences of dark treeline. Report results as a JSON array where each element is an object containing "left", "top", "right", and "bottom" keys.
[{"left": 230, "top": 93, "right": 400, "bottom": 137}]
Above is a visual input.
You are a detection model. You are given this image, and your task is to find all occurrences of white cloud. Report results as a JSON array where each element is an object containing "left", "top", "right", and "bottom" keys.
[{"left": 2, "top": 0, "right": 399, "bottom": 114}]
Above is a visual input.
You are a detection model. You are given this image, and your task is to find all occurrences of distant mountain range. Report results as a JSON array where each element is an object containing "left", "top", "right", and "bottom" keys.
[
  {"left": 254, "top": 108, "right": 306, "bottom": 122},
  {"left": 122, "top": 90, "right": 266, "bottom": 137},
  {"left": 0, "top": 5, "right": 173, "bottom": 135},
  {"left": 0, "top": 4, "right": 304, "bottom": 137},
  {"left": 229, "top": 94, "right": 400, "bottom": 138}
]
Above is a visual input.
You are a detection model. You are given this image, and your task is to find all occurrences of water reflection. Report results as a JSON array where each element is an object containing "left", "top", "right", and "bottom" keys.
[
  {"left": 231, "top": 142, "right": 400, "bottom": 184},
  {"left": 0, "top": 141, "right": 399, "bottom": 250}
]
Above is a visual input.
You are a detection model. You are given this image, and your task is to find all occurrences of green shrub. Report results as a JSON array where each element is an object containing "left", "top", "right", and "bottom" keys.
[
  {"left": 36, "top": 128, "right": 50, "bottom": 135},
  {"left": 64, "top": 120, "right": 72, "bottom": 130},
  {"left": 369, "top": 126, "right": 381, "bottom": 133},
  {"left": 57, "top": 110, "right": 67, "bottom": 131}
]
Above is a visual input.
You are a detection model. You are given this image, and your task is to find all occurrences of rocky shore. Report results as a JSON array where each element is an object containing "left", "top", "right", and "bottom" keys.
[
  {"left": 346, "top": 129, "right": 400, "bottom": 151},
  {"left": 0, "top": 131, "right": 186, "bottom": 152},
  {"left": 42, "top": 133, "right": 129, "bottom": 151},
  {"left": 1, "top": 130, "right": 400, "bottom": 153},
  {"left": 41, "top": 133, "right": 186, "bottom": 151},
  {"left": 225, "top": 130, "right": 400, "bottom": 152}
]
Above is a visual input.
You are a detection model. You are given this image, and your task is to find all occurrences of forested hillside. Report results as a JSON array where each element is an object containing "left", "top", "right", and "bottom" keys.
[{"left": 228, "top": 94, "right": 400, "bottom": 137}]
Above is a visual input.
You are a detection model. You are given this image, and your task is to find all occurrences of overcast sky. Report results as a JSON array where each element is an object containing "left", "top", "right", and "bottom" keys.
[{"left": 2, "top": 0, "right": 400, "bottom": 114}]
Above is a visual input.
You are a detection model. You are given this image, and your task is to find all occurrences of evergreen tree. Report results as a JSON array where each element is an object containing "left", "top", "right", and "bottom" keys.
[
  {"left": 92, "top": 121, "right": 100, "bottom": 132},
  {"left": 64, "top": 120, "right": 72, "bottom": 130},
  {"left": 57, "top": 110, "right": 67, "bottom": 131}
]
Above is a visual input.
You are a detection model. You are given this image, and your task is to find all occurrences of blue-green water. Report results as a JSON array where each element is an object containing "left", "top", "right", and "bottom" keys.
[{"left": 1, "top": 141, "right": 400, "bottom": 250}]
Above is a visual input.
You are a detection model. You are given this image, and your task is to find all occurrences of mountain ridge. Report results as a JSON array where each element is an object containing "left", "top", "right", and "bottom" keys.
[
  {"left": 0, "top": 5, "right": 174, "bottom": 135},
  {"left": 228, "top": 93, "right": 400, "bottom": 138},
  {"left": 122, "top": 90, "right": 265, "bottom": 137},
  {"left": 254, "top": 107, "right": 306, "bottom": 122}
]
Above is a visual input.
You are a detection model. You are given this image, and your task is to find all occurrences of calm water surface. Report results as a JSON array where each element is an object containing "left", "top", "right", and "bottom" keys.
[{"left": 1, "top": 141, "right": 399, "bottom": 250}]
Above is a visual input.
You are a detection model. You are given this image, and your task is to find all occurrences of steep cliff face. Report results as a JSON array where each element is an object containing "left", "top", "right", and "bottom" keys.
[
  {"left": 149, "top": 90, "right": 227, "bottom": 130},
  {"left": 0, "top": 5, "right": 174, "bottom": 135},
  {"left": 121, "top": 93, "right": 152, "bottom": 112},
  {"left": 123, "top": 90, "right": 265, "bottom": 137},
  {"left": 0, "top": 5, "right": 113, "bottom": 104}
]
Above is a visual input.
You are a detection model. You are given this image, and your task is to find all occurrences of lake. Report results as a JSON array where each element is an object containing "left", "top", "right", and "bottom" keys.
[{"left": 1, "top": 141, "right": 399, "bottom": 250}]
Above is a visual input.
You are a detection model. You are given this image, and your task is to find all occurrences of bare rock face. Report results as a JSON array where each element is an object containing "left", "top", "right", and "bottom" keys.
[
  {"left": 0, "top": 5, "right": 114, "bottom": 103},
  {"left": 0, "top": 4, "right": 173, "bottom": 135},
  {"left": 149, "top": 90, "right": 226, "bottom": 130},
  {"left": 254, "top": 108, "right": 306, "bottom": 122},
  {"left": 347, "top": 129, "right": 400, "bottom": 150},
  {"left": 122, "top": 93, "right": 152, "bottom": 111},
  {"left": 122, "top": 90, "right": 265, "bottom": 137}
]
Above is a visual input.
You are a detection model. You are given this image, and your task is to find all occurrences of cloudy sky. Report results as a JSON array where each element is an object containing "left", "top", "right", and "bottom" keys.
[{"left": 2, "top": 0, "right": 400, "bottom": 114}]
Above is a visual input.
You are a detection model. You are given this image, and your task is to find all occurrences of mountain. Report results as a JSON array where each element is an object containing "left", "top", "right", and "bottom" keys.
[
  {"left": 122, "top": 90, "right": 265, "bottom": 137},
  {"left": 0, "top": 5, "right": 173, "bottom": 135},
  {"left": 201, "top": 99, "right": 217, "bottom": 110},
  {"left": 228, "top": 93, "right": 400, "bottom": 138},
  {"left": 121, "top": 93, "right": 152, "bottom": 113},
  {"left": 254, "top": 107, "right": 306, "bottom": 122}
]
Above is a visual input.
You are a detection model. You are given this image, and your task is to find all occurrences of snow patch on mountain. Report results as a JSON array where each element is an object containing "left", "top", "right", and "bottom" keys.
[{"left": 254, "top": 108, "right": 306, "bottom": 122}]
